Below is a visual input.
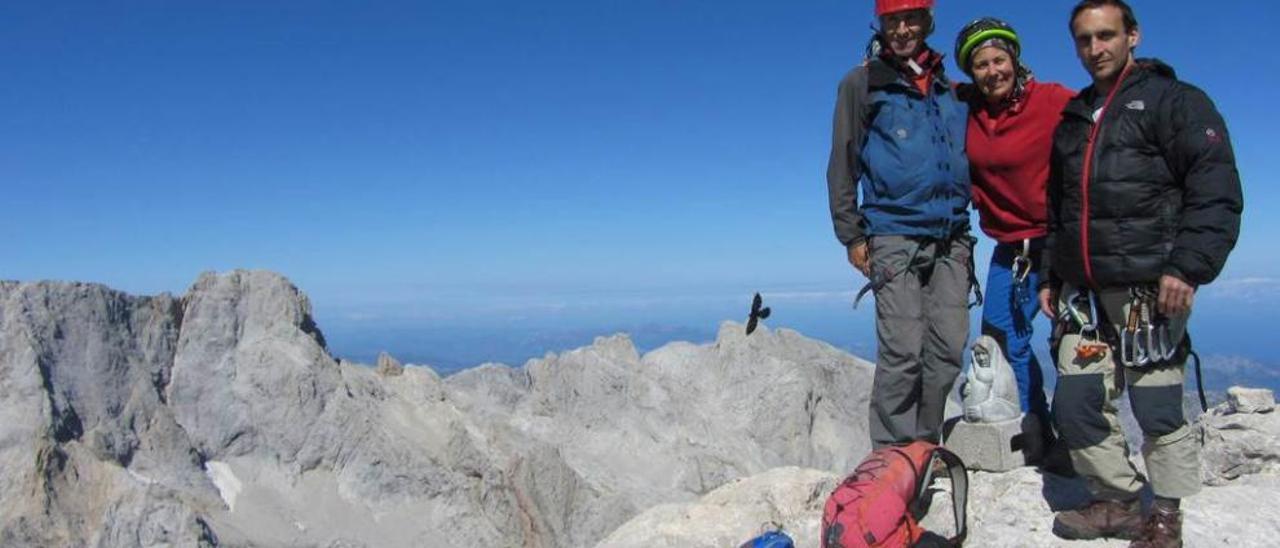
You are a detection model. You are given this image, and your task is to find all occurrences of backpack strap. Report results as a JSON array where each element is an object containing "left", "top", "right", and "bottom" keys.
[{"left": 912, "top": 447, "right": 969, "bottom": 546}]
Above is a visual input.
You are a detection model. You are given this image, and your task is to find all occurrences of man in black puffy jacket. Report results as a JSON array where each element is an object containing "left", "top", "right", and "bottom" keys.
[{"left": 1037, "top": 1, "right": 1243, "bottom": 546}]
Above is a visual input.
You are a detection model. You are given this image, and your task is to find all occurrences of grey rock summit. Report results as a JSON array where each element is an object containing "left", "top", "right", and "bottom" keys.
[
  {"left": 445, "top": 321, "right": 874, "bottom": 546},
  {"left": 608, "top": 401, "right": 1280, "bottom": 548},
  {"left": 1201, "top": 387, "right": 1280, "bottom": 486},
  {"left": 0, "top": 278, "right": 217, "bottom": 547},
  {"left": 376, "top": 351, "right": 404, "bottom": 377},
  {"left": 0, "top": 272, "right": 514, "bottom": 547},
  {"left": 3, "top": 270, "right": 1277, "bottom": 547},
  {"left": 1225, "top": 386, "right": 1275, "bottom": 415},
  {"left": 0, "top": 271, "right": 872, "bottom": 547}
]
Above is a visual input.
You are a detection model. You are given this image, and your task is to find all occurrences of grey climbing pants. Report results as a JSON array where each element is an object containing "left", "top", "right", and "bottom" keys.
[
  {"left": 1052, "top": 283, "right": 1201, "bottom": 500},
  {"left": 867, "top": 234, "right": 974, "bottom": 448}
]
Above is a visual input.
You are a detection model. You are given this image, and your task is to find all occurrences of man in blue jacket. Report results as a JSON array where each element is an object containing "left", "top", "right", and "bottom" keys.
[{"left": 827, "top": 0, "right": 975, "bottom": 448}]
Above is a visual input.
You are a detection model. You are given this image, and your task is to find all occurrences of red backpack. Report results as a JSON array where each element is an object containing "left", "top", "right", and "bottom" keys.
[{"left": 821, "top": 441, "right": 968, "bottom": 548}]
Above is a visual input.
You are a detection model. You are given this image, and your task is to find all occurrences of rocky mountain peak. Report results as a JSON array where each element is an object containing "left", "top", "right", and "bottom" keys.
[{"left": 2, "top": 271, "right": 1276, "bottom": 547}]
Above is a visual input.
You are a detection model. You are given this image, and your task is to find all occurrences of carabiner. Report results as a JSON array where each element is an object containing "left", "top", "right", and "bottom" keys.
[
  {"left": 1152, "top": 320, "right": 1179, "bottom": 362},
  {"left": 1132, "top": 323, "right": 1153, "bottom": 366},
  {"left": 1012, "top": 239, "right": 1033, "bottom": 284},
  {"left": 1119, "top": 326, "right": 1136, "bottom": 366}
]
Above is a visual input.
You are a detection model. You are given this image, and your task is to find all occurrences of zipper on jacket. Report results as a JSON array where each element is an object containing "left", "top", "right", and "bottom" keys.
[{"left": 1078, "top": 64, "right": 1133, "bottom": 288}]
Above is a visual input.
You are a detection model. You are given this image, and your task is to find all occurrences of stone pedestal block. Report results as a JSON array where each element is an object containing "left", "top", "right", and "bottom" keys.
[{"left": 943, "top": 414, "right": 1043, "bottom": 472}]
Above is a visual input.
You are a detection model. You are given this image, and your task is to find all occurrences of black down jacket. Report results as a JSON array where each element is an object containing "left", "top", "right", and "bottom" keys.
[{"left": 1043, "top": 59, "right": 1243, "bottom": 289}]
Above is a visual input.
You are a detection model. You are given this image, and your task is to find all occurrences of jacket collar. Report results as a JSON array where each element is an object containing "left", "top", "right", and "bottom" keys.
[
  {"left": 1064, "top": 58, "right": 1177, "bottom": 120},
  {"left": 868, "top": 47, "right": 953, "bottom": 94}
]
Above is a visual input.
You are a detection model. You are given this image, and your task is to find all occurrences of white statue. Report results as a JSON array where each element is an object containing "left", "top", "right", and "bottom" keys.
[{"left": 961, "top": 335, "right": 1022, "bottom": 423}]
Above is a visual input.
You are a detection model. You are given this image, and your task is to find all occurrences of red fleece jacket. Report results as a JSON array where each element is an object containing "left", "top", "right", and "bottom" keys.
[{"left": 966, "top": 80, "right": 1075, "bottom": 243}]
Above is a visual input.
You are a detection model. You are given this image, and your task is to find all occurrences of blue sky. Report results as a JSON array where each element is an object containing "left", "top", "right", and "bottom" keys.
[{"left": 3, "top": 1, "right": 1277, "bottom": 370}]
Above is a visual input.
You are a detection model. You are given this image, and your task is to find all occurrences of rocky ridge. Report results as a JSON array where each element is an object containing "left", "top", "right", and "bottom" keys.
[
  {"left": 0, "top": 271, "right": 871, "bottom": 547},
  {"left": 2, "top": 271, "right": 1276, "bottom": 547}
]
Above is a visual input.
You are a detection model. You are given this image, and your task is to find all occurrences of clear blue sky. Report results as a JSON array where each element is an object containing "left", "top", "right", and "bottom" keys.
[{"left": 3, "top": 1, "right": 1277, "bottom": 343}]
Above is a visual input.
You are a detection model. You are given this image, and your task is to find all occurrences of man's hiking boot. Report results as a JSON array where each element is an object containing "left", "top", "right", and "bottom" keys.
[
  {"left": 1130, "top": 506, "right": 1182, "bottom": 548},
  {"left": 1053, "top": 499, "right": 1142, "bottom": 540}
]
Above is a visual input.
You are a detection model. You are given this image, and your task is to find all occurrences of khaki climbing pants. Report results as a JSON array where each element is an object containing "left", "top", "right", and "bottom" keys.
[{"left": 1052, "top": 283, "right": 1201, "bottom": 500}]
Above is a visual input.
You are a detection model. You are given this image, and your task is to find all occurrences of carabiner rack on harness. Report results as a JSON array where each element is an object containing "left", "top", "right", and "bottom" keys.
[
  {"left": 1117, "top": 286, "right": 1178, "bottom": 367},
  {"left": 1119, "top": 287, "right": 1149, "bottom": 367}
]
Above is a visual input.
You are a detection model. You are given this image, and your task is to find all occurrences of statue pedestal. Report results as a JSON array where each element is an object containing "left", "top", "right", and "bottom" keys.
[{"left": 943, "top": 413, "right": 1043, "bottom": 472}]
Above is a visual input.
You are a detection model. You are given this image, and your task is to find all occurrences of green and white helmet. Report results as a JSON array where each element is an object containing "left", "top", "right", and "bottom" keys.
[
  {"left": 954, "top": 17, "right": 1021, "bottom": 76},
  {"left": 954, "top": 17, "right": 1034, "bottom": 92}
]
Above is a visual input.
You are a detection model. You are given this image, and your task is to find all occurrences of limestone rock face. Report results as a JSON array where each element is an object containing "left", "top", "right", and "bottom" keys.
[
  {"left": 168, "top": 270, "right": 343, "bottom": 469},
  {"left": 1200, "top": 391, "right": 1280, "bottom": 486},
  {"left": 928, "top": 466, "right": 1280, "bottom": 548},
  {"left": 168, "top": 272, "right": 519, "bottom": 547},
  {"left": 1227, "top": 387, "right": 1276, "bottom": 415},
  {"left": 8, "top": 271, "right": 1278, "bottom": 548},
  {"left": 610, "top": 464, "right": 1280, "bottom": 548},
  {"left": 0, "top": 280, "right": 217, "bottom": 547},
  {"left": 0, "top": 272, "right": 520, "bottom": 548},
  {"left": 1, "top": 272, "right": 874, "bottom": 548},
  {"left": 445, "top": 322, "right": 876, "bottom": 547},
  {"left": 376, "top": 351, "right": 404, "bottom": 377},
  {"left": 597, "top": 467, "right": 836, "bottom": 548}
]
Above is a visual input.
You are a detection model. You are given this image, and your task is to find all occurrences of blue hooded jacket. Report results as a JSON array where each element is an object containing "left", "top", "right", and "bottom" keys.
[{"left": 827, "top": 55, "right": 971, "bottom": 245}]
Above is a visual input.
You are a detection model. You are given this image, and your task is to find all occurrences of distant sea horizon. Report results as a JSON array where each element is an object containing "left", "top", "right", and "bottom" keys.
[{"left": 319, "top": 291, "right": 1280, "bottom": 394}]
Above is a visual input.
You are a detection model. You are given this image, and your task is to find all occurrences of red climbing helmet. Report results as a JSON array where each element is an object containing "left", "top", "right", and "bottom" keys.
[{"left": 876, "top": 0, "right": 935, "bottom": 17}]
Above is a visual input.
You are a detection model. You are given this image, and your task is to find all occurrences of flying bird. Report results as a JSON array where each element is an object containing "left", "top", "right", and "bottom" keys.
[{"left": 746, "top": 293, "right": 771, "bottom": 335}]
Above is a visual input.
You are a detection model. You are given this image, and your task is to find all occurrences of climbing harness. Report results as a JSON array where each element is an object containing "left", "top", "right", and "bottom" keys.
[
  {"left": 852, "top": 236, "right": 983, "bottom": 310},
  {"left": 1053, "top": 285, "right": 1210, "bottom": 410},
  {"left": 1117, "top": 286, "right": 1181, "bottom": 367},
  {"left": 853, "top": 242, "right": 925, "bottom": 308}
]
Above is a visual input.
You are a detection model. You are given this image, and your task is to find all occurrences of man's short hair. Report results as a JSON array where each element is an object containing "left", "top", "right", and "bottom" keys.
[{"left": 1069, "top": 0, "right": 1139, "bottom": 33}]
